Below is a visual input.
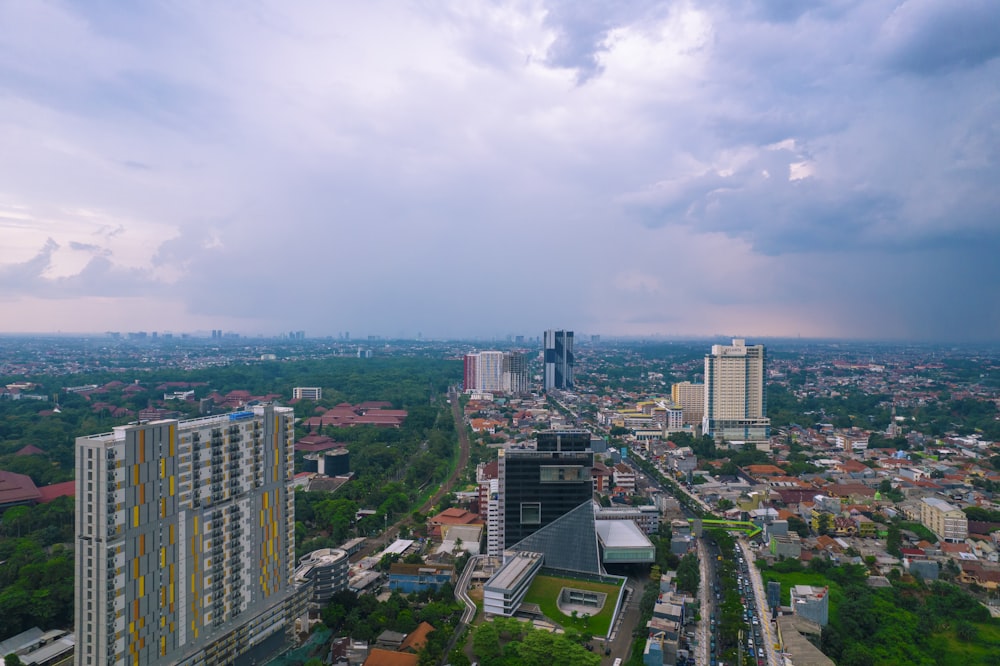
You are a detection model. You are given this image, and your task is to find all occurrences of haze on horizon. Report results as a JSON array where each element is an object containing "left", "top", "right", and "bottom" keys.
[{"left": 1, "top": 1, "right": 998, "bottom": 342}]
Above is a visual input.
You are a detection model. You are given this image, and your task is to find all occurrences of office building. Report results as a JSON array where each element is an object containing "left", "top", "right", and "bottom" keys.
[
  {"left": 75, "top": 406, "right": 298, "bottom": 666},
  {"left": 294, "top": 548, "right": 349, "bottom": 606},
  {"left": 493, "top": 430, "right": 593, "bottom": 552},
  {"left": 543, "top": 330, "right": 574, "bottom": 391},
  {"left": 702, "top": 339, "right": 770, "bottom": 442}
]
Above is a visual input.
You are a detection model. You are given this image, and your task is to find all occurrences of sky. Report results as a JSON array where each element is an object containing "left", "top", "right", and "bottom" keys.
[{"left": 1, "top": 0, "right": 999, "bottom": 341}]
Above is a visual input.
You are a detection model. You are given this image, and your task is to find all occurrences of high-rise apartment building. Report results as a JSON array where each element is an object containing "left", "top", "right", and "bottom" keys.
[
  {"left": 671, "top": 381, "right": 705, "bottom": 427},
  {"left": 543, "top": 330, "right": 574, "bottom": 391},
  {"left": 75, "top": 406, "right": 299, "bottom": 666},
  {"left": 463, "top": 351, "right": 529, "bottom": 394},
  {"left": 702, "top": 339, "right": 770, "bottom": 442},
  {"left": 501, "top": 351, "right": 529, "bottom": 395},
  {"left": 476, "top": 351, "right": 505, "bottom": 392},
  {"left": 462, "top": 354, "right": 478, "bottom": 393},
  {"left": 491, "top": 430, "right": 593, "bottom": 555}
]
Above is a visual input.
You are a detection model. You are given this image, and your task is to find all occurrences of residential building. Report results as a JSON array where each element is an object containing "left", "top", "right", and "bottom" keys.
[
  {"left": 291, "top": 387, "right": 322, "bottom": 401},
  {"left": 543, "top": 330, "right": 574, "bottom": 391},
  {"left": 670, "top": 381, "right": 705, "bottom": 427},
  {"left": 501, "top": 351, "right": 529, "bottom": 395},
  {"left": 612, "top": 463, "right": 636, "bottom": 493},
  {"left": 463, "top": 351, "right": 528, "bottom": 394},
  {"left": 475, "top": 351, "right": 505, "bottom": 392},
  {"left": 919, "top": 496, "right": 968, "bottom": 543},
  {"left": 74, "top": 406, "right": 298, "bottom": 666},
  {"left": 462, "top": 354, "right": 477, "bottom": 392},
  {"left": 790, "top": 585, "right": 829, "bottom": 626},
  {"left": 702, "top": 339, "right": 770, "bottom": 443}
]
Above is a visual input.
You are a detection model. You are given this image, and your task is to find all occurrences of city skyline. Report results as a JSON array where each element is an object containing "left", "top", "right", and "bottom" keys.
[{"left": 1, "top": 2, "right": 999, "bottom": 341}]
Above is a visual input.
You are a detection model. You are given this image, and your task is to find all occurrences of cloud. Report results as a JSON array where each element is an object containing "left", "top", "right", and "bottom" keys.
[
  {"left": 0, "top": 1, "right": 996, "bottom": 341},
  {"left": 877, "top": 0, "right": 1000, "bottom": 75}
]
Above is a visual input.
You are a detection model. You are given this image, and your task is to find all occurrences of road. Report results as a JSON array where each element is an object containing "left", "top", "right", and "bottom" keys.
[
  {"left": 739, "top": 538, "right": 781, "bottom": 666},
  {"left": 695, "top": 537, "right": 712, "bottom": 666},
  {"left": 353, "top": 389, "right": 472, "bottom": 560}
]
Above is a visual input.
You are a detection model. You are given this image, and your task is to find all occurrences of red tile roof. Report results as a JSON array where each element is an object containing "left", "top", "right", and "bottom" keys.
[
  {"left": 363, "top": 648, "right": 418, "bottom": 666},
  {"left": 0, "top": 470, "right": 41, "bottom": 507},
  {"left": 399, "top": 622, "right": 435, "bottom": 653},
  {"left": 37, "top": 481, "right": 75, "bottom": 503}
]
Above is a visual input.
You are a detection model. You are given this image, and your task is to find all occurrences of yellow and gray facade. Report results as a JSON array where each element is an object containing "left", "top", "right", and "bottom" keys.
[{"left": 74, "top": 405, "right": 296, "bottom": 666}]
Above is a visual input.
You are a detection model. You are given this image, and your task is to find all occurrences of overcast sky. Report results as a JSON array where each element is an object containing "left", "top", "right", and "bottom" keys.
[{"left": 1, "top": 0, "right": 998, "bottom": 341}]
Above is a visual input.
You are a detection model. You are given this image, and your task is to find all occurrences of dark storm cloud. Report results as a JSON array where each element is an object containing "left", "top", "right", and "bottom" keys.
[
  {"left": 878, "top": 0, "right": 1000, "bottom": 75},
  {"left": 1, "top": 1, "right": 999, "bottom": 341}
]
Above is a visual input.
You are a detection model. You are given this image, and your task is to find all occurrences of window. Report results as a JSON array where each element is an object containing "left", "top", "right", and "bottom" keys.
[
  {"left": 520, "top": 502, "right": 541, "bottom": 524},
  {"left": 540, "top": 465, "right": 584, "bottom": 482}
]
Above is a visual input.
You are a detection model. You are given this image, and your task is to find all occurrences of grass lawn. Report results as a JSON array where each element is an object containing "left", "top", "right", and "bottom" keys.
[
  {"left": 468, "top": 586, "right": 484, "bottom": 612},
  {"left": 759, "top": 570, "right": 847, "bottom": 618},
  {"left": 522, "top": 574, "right": 623, "bottom": 637},
  {"left": 928, "top": 620, "right": 1000, "bottom": 666},
  {"left": 898, "top": 521, "right": 939, "bottom": 544}
]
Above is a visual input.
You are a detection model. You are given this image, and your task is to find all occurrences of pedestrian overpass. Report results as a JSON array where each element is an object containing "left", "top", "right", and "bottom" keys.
[{"left": 687, "top": 518, "right": 762, "bottom": 538}]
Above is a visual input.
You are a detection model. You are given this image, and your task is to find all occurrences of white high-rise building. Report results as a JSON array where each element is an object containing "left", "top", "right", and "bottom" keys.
[
  {"left": 476, "top": 351, "right": 505, "bottom": 392},
  {"left": 702, "top": 339, "right": 770, "bottom": 443},
  {"left": 75, "top": 406, "right": 304, "bottom": 666},
  {"left": 464, "top": 351, "right": 529, "bottom": 394}
]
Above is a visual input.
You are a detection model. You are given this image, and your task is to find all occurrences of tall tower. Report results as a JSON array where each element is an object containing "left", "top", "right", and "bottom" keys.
[
  {"left": 494, "top": 430, "right": 593, "bottom": 551},
  {"left": 476, "top": 351, "right": 506, "bottom": 392},
  {"left": 75, "top": 406, "right": 299, "bottom": 666},
  {"left": 702, "top": 339, "right": 770, "bottom": 443},
  {"left": 463, "top": 353, "right": 478, "bottom": 392},
  {"left": 501, "top": 351, "right": 529, "bottom": 395},
  {"left": 543, "top": 330, "right": 574, "bottom": 391}
]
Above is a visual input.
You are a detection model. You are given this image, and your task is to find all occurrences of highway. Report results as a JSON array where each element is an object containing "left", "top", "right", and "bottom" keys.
[{"left": 738, "top": 539, "right": 781, "bottom": 666}]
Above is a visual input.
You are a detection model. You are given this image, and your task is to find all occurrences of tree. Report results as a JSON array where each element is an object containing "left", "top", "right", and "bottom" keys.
[
  {"left": 955, "top": 620, "right": 978, "bottom": 642},
  {"left": 815, "top": 512, "right": 833, "bottom": 535},
  {"left": 676, "top": 552, "right": 700, "bottom": 595},
  {"left": 885, "top": 524, "right": 902, "bottom": 557},
  {"left": 4, "top": 655, "right": 23, "bottom": 666},
  {"left": 787, "top": 515, "right": 810, "bottom": 538}
]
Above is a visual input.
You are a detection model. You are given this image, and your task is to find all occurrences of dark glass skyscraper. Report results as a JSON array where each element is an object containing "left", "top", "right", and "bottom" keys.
[
  {"left": 498, "top": 430, "right": 593, "bottom": 548},
  {"left": 543, "top": 330, "right": 574, "bottom": 390}
]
